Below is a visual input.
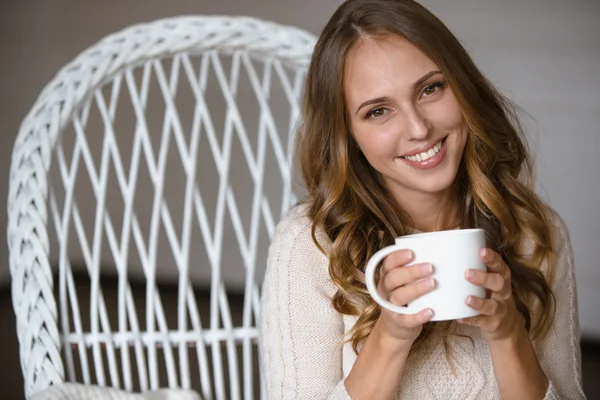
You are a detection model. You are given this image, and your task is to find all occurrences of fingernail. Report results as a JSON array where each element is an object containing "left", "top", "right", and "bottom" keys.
[
  {"left": 422, "top": 278, "right": 435, "bottom": 290},
  {"left": 425, "top": 309, "right": 434, "bottom": 317},
  {"left": 422, "top": 263, "right": 433, "bottom": 274},
  {"left": 481, "top": 248, "right": 489, "bottom": 257},
  {"left": 466, "top": 296, "right": 475, "bottom": 306},
  {"left": 465, "top": 269, "right": 474, "bottom": 280}
]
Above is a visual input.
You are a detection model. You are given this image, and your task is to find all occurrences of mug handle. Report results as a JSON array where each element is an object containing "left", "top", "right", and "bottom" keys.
[{"left": 365, "top": 244, "right": 420, "bottom": 315}]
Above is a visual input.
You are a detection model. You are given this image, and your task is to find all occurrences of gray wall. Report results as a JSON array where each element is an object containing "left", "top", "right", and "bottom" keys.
[{"left": 1, "top": 0, "right": 599, "bottom": 337}]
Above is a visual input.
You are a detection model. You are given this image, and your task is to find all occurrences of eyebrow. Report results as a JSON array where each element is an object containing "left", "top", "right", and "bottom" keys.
[{"left": 354, "top": 70, "right": 443, "bottom": 115}]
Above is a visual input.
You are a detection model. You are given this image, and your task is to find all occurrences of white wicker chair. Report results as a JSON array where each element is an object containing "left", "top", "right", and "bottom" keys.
[{"left": 8, "top": 15, "right": 316, "bottom": 400}]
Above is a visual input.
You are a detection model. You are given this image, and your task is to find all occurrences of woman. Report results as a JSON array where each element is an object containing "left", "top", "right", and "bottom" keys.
[{"left": 259, "top": 0, "right": 585, "bottom": 399}]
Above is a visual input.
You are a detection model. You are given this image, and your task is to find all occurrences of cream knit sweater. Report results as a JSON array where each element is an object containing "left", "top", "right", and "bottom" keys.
[{"left": 259, "top": 205, "right": 586, "bottom": 399}]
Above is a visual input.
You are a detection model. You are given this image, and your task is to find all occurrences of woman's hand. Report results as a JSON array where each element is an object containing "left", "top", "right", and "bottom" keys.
[
  {"left": 458, "top": 248, "right": 524, "bottom": 342},
  {"left": 375, "top": 249, "right": 436, "bottom": 344},
  {"left": 346, "top": 250, "right": 436, "bottom": 400}
]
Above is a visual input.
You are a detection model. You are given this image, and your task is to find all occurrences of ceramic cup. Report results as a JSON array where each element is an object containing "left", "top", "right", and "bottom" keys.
[{"left": 365, "top": 228, "right": 486, "bottom": 321}]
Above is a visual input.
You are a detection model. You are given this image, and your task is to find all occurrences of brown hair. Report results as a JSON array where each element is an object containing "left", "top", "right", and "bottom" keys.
[{"left": 296, "top": 0, "right": 555, "bottom": 354}]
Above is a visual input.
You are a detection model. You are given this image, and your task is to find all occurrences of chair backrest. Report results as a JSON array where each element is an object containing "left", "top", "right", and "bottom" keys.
[{"left": 8, "top": 15, "right": 316, "bottom": 399}]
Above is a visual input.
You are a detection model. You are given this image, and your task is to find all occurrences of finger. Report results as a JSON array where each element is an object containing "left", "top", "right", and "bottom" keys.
[
  {"left": 480, "top": 248, "right": 510, "bottom": 278},
  {"left": 396, "top": 308, "right": 435, "bottom": 329},
  {"left": 389, "top": 276, "right": 436, "bottom": 306},
  {"left": 379, "top": 263, "right": 434, "bottom": 293},
  {"left": 465, "top": 296, "right": 504, "bottom": 316},
  {"left": 465, "top": 269, "right": 506, "bottom": 293},
  {"left": 381, "top": 249, "right": 414, "bottom": 275}
]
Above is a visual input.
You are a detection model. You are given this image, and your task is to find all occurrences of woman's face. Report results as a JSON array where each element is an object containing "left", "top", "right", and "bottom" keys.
[{"left": 344, "top": 34, "right": 467, "bottom": 201}]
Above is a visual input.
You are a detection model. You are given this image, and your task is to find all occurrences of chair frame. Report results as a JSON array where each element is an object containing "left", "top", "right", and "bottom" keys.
[{"left": 8, "top": 15, "right": 315, "bottom": 399}]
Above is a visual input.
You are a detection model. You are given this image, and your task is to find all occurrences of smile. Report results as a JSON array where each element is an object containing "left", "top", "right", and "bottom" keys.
[
  {"left": 398, "top": 136, "right": 448, "bottom": 170},
  {"left": 400, "top": 137, "right": 446, "bottom": 161}
]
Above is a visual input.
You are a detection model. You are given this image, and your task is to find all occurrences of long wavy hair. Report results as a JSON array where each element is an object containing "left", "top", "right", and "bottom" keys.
[{"left": 296, "top": 0, "right": 556, "bottom": 355}]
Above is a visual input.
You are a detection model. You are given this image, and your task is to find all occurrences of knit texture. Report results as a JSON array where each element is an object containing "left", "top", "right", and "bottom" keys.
[
  {"left": 30, "top": 383, "right": 202, "bottom": 400},
  {"left": 259, "top": 204, "right": 586, "bottom": 399}
]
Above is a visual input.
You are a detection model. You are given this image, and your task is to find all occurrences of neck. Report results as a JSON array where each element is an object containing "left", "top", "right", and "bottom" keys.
[{"left": 392, "top": 184, "right": 461, "bottom": 233}]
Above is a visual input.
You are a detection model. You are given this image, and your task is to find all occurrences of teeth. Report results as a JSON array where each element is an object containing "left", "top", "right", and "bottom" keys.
[{"left": 403, "top": 139, "right": 443, "bottom": 162}]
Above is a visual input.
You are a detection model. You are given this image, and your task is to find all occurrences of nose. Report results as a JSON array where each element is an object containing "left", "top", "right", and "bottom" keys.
[{"left": 404, "top": 106, "right": 430, "bottom": 140}]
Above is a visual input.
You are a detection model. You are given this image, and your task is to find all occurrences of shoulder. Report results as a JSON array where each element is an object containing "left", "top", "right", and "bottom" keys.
[
  {"left": 273, "top": 203, "right": 313, "bottom": 239},
  {"left": 517, "top": 206, "right": 572, "bottom": 281},
  {"left": 266, "top": 203, "right": 335, "bottom": 295},
  {"left": 544, "top": 206, "right": 572, "bottom": 254},
  {"left": 520, "top": 206, "right": 571, "bottom": 254},
  {"left": 540, "top": 206, "right": 575, "bottom": 285},
  {"left": 272, "top": 203, "right": 332, "bottom": 252}
]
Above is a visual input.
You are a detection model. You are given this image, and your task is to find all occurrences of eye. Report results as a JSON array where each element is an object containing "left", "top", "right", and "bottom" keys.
[
  {"left": 366, "top": 107, "right": 388, "bottom": 119},
  {"left": 421, "top": 81, "right": 445, "bottom": 98}
]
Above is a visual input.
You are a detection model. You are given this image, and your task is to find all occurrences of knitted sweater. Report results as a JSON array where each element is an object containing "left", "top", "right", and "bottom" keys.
[{"left": 259, "top": 205, "right": 586, "bottom": 399}]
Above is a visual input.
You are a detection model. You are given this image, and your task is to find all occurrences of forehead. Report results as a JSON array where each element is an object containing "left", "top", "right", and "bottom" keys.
[{"left": 344, "top": 34, "right": 439, "bottom": 100}]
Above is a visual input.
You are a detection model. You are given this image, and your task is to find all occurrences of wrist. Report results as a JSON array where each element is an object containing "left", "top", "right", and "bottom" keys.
[
  {"left": 487, "top": 317, "right": 528, "bottom": 349},
  {"left": 373, "top": 318, "right": 414, "bottom": 356},
  {"left": 486, "top": 318, "right": 549, "bottom": 398},
  {"left": 345, "top": 318, "right": 413, "bottom": 400}
]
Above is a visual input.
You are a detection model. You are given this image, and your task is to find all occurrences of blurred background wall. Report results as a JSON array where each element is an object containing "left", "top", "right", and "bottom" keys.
[{"left": 1, "top": 0, "right": 599, "bottom": 398}]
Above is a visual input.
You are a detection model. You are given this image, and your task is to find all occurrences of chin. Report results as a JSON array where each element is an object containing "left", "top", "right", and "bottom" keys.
[
  {"left": 409, "top": 164, "right": 460, "bottom": 195},
  {"left": 413, "top": 179, "right": 456, "bottom": 195}
]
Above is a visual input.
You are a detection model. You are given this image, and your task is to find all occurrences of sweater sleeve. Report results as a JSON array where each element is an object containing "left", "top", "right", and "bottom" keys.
[
  {"left": 537, "top": 214, "right": 586, "bottom": 400},
  {"left": 258, "top": 209, "right": 351, "bottom": 400}
]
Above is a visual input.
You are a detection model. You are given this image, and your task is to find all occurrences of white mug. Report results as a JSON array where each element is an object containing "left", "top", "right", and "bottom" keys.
[{"left": 365, "top": 229, "right": 486, "bottom": 321}]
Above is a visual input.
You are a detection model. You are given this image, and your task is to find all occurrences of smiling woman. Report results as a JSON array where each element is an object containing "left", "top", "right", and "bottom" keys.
[
  {"left": 259, "top": 0, "right": 586, "bottom": 399},
  {"left": 345, "top": 37, "right": 466, "bottom": 199}
]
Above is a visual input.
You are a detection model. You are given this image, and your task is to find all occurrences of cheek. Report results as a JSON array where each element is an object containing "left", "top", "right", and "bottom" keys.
[
  {"left": 429, "top": 100, "right": 464, "bottom": 131},
  {"left": 353, "top": 125, "right": 400, "bottom": 158}
]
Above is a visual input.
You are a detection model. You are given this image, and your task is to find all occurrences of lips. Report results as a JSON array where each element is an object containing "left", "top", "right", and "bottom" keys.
[
  {"left": 400, "top": 136, "right": 447, "bottom": 161},
  {"left": 399, "top": 136, "right": 448, "bottom": 170}
]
